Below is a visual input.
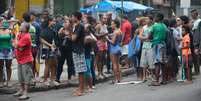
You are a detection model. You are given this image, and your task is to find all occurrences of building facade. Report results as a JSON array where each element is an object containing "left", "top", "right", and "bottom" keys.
[{"left": 176, "top": 0, "right": 201, "bottom": 16}]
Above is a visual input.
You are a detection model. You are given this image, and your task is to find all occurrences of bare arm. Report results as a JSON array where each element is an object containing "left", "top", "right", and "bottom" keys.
[{"left": 40, "top": 37, "right": 54, "bottom": 48}]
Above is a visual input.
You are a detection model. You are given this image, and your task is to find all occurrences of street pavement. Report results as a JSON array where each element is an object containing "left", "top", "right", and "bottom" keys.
[
  {"left": 1, "top": 60, "right": 201, "bottom": 101},
  {"left": 0, "top": 95, "right": 17, "bottom": 101},
  {"left": 12, "top": 74, "right": 201, "bottom": 101},
  {"left": 10, "top": 59, "right": 69, "bottom": 81},
  {"left": 0, "top": 59, "right": 134, "bottom": 94}
]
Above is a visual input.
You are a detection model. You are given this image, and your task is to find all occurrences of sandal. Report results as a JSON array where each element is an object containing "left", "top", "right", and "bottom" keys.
[{"left": 73, "top": 90, "right": 84, "bottom": 96}]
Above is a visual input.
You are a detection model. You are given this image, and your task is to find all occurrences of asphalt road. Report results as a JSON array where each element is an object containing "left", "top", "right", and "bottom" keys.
[{"left": 6, "top": 74, "right": 198, "bottom": 101}]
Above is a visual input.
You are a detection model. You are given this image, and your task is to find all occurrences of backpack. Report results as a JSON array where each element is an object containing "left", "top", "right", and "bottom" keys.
[{"left": 165, "top": 28, "right": 177, "bottom": 56}]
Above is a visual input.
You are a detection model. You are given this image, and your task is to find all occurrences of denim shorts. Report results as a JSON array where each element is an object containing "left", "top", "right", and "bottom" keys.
[{"left": 152, "top": 43, "right": 166, "bottom": 65}]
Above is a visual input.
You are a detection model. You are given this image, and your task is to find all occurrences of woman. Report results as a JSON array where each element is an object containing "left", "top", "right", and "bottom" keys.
[
  {"left": 56, "top": 18, "right": 75, "bottom": 82},
  {"left": 0, "top": 20, "right": 13, "bottom": 87},
  {"left": 108, "top": 19, "right": 122, "bottom": 83},
  {"left": 40, "top": 16, "right": 59, "bottom": 86}
]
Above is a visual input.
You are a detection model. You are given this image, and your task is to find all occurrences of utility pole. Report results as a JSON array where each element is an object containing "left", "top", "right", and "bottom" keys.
[{"left": 49, "top": 0, "right": 54, "bottom": 15}]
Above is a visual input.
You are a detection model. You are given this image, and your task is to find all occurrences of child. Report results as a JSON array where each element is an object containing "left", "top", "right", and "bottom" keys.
[
  {"left": 13, "top": 22, "right": 34, "bottom": 100},
  {"left": 181, "top": 26, "right": 193, "bottom": 84},
  {"left": 84, "top": 24, "right": 97, "bottom": 92}
]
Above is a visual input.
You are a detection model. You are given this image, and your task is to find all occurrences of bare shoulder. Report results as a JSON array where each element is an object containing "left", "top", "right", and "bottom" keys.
[
  {"left": 96, "top": 24, "right": 101, "bottom": 29},
  {"left": 114, "top": 29, "right": 122, "bottom": 35}
]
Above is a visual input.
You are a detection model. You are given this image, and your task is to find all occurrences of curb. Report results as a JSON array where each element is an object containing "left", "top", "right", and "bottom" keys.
[{"left": 0, "top": 68, "right": 135, "bottom": 94}]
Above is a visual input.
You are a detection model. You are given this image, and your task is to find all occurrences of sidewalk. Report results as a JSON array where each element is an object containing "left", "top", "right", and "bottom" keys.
[{"left": 0, "top": 59, "right": 135, "bottom": 94}]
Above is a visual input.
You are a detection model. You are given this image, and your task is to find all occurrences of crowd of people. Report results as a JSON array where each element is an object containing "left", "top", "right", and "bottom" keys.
[{"left": 0, "top": 8, "right": 201, "bottom": 99}]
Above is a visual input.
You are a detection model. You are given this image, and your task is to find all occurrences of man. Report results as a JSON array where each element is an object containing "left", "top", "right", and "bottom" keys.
[
  {"left": 191, "top": 9, "right": 201, "bottom": 75},
  {"left": 30, "top": 12, "right": 41, "bottom": 80},
  {"left": 13, "top": 22, "right": 33, "bottom": 100},
  {"left": 41, "top": 10, "right": 49, "bottom": 29},
  {"left": 176, "top": 17, "right": 184, "bottom": 81},
  {"left": 121, "top": 15, "right": 132, "bottom": 68},
  {"left": 106, "top": 13, "right": 113, "bottom": 74},
  {"left": 148, "top": 13, "right": 167, "bottom": 86},
  {"left": 95, "top": 14, "right": 108, "bottom": 79},
  {"left": 22, "top": 12, "right": 38, "bottom": 85},
  {"left": 70, "top": 12, "right": 87, "bottom": 96}
]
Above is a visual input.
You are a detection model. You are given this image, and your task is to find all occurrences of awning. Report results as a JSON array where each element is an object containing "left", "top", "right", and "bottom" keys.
[{"left": 80, "top": 0, "right": 153, "bottom": 13}]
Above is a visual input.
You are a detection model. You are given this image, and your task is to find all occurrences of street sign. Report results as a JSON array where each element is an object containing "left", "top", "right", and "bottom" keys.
[{"left": 180, "top": 0, "right": 190, "bottom": 8}]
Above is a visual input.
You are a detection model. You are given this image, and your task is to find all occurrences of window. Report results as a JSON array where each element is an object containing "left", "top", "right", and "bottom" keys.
[{"left": 191, "top": 0, "right": 201, "bottom": 5}]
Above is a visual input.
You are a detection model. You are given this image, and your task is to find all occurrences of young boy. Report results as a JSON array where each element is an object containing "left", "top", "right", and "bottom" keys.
[
  {"left": 71, "top": 12, "right": 87, "bottom": 96},
  {"left": 13, "top": 22, "right": 34, "bottom": 100},
  {"left": 182, "top": 26, "right": 193, "bottom": 84}
]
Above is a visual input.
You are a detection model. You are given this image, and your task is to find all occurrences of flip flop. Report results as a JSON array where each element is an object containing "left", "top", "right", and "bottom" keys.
[{"left": 73, "top": 91, "right": 84, "bottom": 96}]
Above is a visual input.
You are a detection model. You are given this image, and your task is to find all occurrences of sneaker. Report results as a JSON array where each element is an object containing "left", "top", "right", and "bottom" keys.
[
  {"left": 92, "top": 86, "right": 96, "bottom": 89},
  {"left": 51, "top": 80, "right": 59, "bottom": 86},
  {"left": 18, "top": 94, "right": 29, "bottom": 100},
  {"left": 13, "top": 91, "right": 22, "bottom": 97},
  {"left": 177, "top": 79, "right": 185, "bottom": 82},
  {"left": 44, "top": 81, "right": 50, "bottom": 86}
]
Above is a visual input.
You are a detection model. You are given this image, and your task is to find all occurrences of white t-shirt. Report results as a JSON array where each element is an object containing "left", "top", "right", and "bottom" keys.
[{"left": 192, "top": 18, "right": 201, "bottom": 31}]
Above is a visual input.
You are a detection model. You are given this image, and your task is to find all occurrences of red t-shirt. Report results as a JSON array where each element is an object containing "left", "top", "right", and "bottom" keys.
[
  {"left": 15, "top": 33, "right": 33, "bottom": 64},
  {"left": 121, "top": 20, "right": 132, "bottom": 45}
]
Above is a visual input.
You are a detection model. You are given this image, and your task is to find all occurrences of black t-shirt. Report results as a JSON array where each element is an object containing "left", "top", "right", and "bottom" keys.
[
  {"left": 72, "top": 24, "right": 85, "bottom": 54},
  {"left": 40, "top": 27, "right": 57, "bottom": 45}
]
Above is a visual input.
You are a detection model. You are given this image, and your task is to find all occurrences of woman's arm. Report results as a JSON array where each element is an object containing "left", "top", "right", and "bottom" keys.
[{"left": 40, "top": 37, "right": 54, "bottom": 48}]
